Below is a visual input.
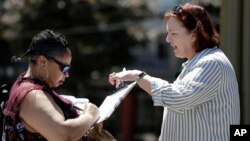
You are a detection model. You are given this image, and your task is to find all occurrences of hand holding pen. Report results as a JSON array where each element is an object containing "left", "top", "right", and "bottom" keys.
[{"left": 115, "top": 67, "right": 126, "bottom": 89}]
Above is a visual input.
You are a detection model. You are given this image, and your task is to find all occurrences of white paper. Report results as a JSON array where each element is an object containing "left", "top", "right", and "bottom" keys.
[
  {"left": 61, "top": 95, "right": 89, "bottom": 110},
  {"left": 60, "top": 82, "right": 137, "bottom": 124},
  {"left": 97, "top": 82, "right": 137, "bottom": 123}
]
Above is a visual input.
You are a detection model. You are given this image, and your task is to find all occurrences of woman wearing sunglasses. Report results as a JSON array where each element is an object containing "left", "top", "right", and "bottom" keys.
[
  {"left": 2, "top": 29, "right": 100, "bottom": 141},
  {"left": 109, "top": 3, "right": 240, "bottom": 141}
]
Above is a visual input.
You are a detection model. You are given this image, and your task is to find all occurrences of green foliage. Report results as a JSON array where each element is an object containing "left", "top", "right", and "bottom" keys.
[{"left": 0, "top": 0, "right": 149, "bottom": 95}]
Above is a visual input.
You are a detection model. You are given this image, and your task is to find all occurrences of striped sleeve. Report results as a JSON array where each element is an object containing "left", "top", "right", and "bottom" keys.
[{"left": 151, "top": 59, "right": 222, "bottom": 110}]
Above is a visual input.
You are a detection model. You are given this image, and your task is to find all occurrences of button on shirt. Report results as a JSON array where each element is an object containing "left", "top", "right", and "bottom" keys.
[{"left": 151, "top": 47, "right": 240, "bottom": 141}]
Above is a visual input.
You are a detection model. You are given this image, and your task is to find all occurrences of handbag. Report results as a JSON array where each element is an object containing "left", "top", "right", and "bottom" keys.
[{"left": 82, "top": 123, "right": 117, "bottom": 141}]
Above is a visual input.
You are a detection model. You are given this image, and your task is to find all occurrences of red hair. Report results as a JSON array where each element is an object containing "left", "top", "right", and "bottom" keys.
[{"left": 165, "top": 3, "right": 220, "bottom": 52}]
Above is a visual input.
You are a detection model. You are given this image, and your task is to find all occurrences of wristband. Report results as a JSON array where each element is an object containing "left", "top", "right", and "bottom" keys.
[{"left": 135, "top": 71, "right": 147, "bottom": 82}]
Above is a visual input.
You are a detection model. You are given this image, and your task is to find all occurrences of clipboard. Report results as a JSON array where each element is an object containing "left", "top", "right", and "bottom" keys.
[{"left": 97, "top": 82, "right": 136, "bottom": 123}]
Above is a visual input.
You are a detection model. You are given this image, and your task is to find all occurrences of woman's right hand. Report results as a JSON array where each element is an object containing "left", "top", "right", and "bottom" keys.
[
  {"left": 83, "top": 103, "right": 99, "bottom": 119},
  {"left": 109, "top": 70, "right": 142, "bottom": 85}
]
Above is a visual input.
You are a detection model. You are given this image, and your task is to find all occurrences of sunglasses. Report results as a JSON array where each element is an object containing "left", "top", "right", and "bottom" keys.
[
  {"left": 172, "top": 5, "right": 197, "bottom": 30},
  {"left": 43, "top": 54, "right": 71, "bottom": 73},
  {"left": 173, "top": 5, "right": 183, "bottom": 14}
]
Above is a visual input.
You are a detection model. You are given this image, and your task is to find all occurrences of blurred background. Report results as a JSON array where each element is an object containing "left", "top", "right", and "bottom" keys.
[{"left": 0, "top": 0, "right": 249, "bottom": 141}]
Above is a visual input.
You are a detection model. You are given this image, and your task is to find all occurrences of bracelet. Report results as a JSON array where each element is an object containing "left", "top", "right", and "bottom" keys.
[{"left": 135, "top": 71, "right": 147, "bottom": 82}]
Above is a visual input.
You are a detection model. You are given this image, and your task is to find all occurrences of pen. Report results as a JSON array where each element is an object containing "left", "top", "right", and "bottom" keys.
[
  {"left": 123, "top": 67, "right": 126, "bottom": 71},
  {"left": 116, "top": 67, "right": 126, "bottom": 89}
]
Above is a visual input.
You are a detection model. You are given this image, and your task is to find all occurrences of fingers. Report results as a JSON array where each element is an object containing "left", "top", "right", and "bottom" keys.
[
  {"left": 109, "top": 72, "right": 117, "bottom": 85},
  {"left": 84, "top": 103, "right": 99, "bottom": 116},
  {"left": 85, "top": 103, "right": 98, "bottom": 110},
  {"left": 109, "top": 70, "right": 131, "bottom": 84}
]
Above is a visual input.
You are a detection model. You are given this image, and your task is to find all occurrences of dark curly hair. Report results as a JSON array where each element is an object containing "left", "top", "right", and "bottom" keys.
[{"left": 12, "top": 29, "right": 70, "bottom": 64}]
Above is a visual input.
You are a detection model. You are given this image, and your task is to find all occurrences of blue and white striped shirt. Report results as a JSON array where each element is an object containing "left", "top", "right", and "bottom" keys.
[{"left": 151, "top": 47, "right": 240, "bottom": 141}]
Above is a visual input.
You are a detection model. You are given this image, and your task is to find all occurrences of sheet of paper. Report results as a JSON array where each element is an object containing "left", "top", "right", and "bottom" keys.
[
  {"left": 97, "top": 82, "right": 137, "bottom": 123},
  {"left": 60, "top": 95, "right": 89, "bottom": 110}
]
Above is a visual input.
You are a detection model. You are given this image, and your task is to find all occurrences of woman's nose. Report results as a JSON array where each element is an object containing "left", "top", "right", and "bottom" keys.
[
  {"left": 166, "top": 34, "right": 171, "bottom": 43},
  {"left": 64, "top": 72, "right": 69, "bottom": 78}
]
